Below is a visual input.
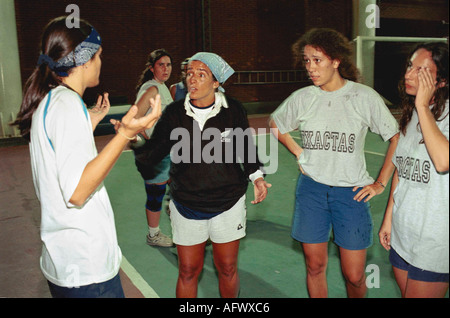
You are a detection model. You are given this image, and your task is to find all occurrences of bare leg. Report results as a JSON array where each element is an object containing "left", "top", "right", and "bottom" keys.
[
  {"left": 339, "top": 247, "right": 367, "bottom": 298},
  {"left": 392, "top": 266, "right": 408, "bottom": 297},
  {"left": 302, "top": 242, "right": 328, "bottom": 298},
  {"left": 212, "top": 240, "right": 241, "bottom": 298},
  {"left": 176, "top": 242, "right": 207, "bottom": 298},
  {"left": 146, "top": 209, "right": 161, "bottom": 228},
  {"left": 398, "top": 269, "right": 449, "bottom": 298}
]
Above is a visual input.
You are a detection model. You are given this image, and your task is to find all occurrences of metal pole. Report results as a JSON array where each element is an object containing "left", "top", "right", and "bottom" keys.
[
  {"left": 0, "top": 0, "right": 23, "bottom": 138},
  {"left": 201, "top": 0, "right": 206, "bottom": 51},
  {"left": 355, "top": 36, "right": 448, "bottom": 42}
]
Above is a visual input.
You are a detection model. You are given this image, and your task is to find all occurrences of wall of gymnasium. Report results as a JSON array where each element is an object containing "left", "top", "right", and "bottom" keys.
[
  {"left": 14, "top": 0, "right": 448, "bottom": 108},
  {"left": 14, "top": 0, "right": 352, "bottom": 105}
]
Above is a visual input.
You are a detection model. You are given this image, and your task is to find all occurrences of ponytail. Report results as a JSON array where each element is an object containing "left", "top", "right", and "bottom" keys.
[
  {"left": 11, "top": 16, "right": 93, "bottom": 140},
  {"left": 12, "top": 64, "right": 61, "bottom": 140}
]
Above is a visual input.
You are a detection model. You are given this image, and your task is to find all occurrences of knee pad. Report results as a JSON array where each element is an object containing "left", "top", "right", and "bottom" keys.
[{"left": 145, "top": 183, "right": 167, "bottom": 212}]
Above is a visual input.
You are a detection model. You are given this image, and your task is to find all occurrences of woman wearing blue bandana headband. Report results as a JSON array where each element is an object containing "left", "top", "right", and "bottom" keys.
[
  {"left": 133, "top": 52, "right": 272, "bottom": 297},
  {"left": 12, "top": 16, "right": 162, "bottom": 298}
]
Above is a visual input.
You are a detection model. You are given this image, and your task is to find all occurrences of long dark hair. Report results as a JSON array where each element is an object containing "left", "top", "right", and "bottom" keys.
[
  {"left": 399, "top": 42, "right": 449, "bottom": 136},
  {"left": 11, "top": 16, "right": 93, "bottom": 141},
  {"left": 135, "top": 49, "right": 172, "bottom": 92},
  {"left": 292, "top": 28, "right": 360, "bottom": 82}
]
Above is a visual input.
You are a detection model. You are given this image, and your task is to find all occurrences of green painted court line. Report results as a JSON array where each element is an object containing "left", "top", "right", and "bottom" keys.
[{"left": 121, "top": 256, "right": 160, "bottom": 298}]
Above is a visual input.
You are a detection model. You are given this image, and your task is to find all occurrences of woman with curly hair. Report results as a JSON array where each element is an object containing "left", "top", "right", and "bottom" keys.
[
  {"left": 270, "top": 28, "right": 399, "bottom": 297},
  {"left": 379, "top": 42, "right": 449, "bottom": 298}
]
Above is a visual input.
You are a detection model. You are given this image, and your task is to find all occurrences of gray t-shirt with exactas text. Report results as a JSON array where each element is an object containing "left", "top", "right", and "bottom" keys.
[
  {"left": 271, "top": 80, "right": 399, "bottom": 187},
  {"left": 391, "top": 101, "right": 449, "bottom": 274}
]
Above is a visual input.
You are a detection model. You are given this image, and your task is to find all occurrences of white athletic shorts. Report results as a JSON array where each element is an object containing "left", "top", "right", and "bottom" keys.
[{"left": 169, "top": 195, "right": 247, "bottom": 246}]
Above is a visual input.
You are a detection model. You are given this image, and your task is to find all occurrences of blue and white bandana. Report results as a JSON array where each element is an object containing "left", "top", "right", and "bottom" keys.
[
  {"left": 38, "top": 27, "right": 102, "bottom": 77},
  {"left": 190, "top": 52, "right": 235, "bottom": 92}
]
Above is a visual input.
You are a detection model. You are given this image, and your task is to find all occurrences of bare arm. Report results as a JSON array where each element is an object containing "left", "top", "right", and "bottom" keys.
[
  {"left": 69, "top": 95, "right": 162, "bottom": 206},
  {"left": 353, "top": 133, "right": 399, "bottom": 202},
  {"left": 135, "top": 86, "right": 159, "bottom": 119},
  {"left": 379, "top": 169, "right": 399, "bottom": 250},
  {"left": 88, "top": 93, "right": 110, "bottom": 131},
  {"left": 376, "top": 133, "right": 400, "bottom": 186},
  {"left": 169, "top": 84, "right": 177, "bottom": 100},
  {"left": 269, "top": 118, "right": 303, "bottom": 159},
  {"left": 415, "top": 67, "right": 449, "bottom": 172}
]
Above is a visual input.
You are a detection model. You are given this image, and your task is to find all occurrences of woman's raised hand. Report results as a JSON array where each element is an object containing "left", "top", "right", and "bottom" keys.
[
  {"left": 415, "top": 67, "right": 437, "bottom": 109},
  {"left": 89, "top": 92, "right": 111, "bottom": 131},
  {"left": 110, "top": 94, "right": 162, "bottom": 140}
]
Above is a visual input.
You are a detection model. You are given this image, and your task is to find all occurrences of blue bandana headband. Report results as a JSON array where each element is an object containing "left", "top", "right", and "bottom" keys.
[
  {"left": 37, "top": 27, "right": 102, "bottom": 77},
  {"left": 190, "top": 52, "right": 235, "bottom": 92}
]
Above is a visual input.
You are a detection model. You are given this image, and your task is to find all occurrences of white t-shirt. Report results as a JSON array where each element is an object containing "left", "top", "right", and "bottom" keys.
[
  {"left": 271, "top": 81, "right": 399, "bottom": 187},
  {"left": 136, "top": 79, "right": 173, "bottom": 138},
  {"left": 29, "top": 86, "right": 122, "bottom": 287},
  {"left": 391, "top": 101, "right": 449, "bottom": 273}
]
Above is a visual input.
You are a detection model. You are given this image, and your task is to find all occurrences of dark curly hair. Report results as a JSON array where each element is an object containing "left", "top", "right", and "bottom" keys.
[{"left": 292, "top": 28, "right": 360, "bottom": 82}]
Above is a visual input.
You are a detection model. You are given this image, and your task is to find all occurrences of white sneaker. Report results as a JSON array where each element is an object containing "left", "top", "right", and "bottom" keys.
[{"left": 146, "top": 231, "right": 173, "bottom": 247}]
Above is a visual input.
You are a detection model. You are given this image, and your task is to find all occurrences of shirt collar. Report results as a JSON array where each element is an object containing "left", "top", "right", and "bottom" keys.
[{"left": 184, "top": 92, "right": 228, "bottom": 120}]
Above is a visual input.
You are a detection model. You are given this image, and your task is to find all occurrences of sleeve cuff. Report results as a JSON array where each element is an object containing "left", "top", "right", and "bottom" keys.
[{"left": 249, "top": 169, "right": 264, "bottom": 184}]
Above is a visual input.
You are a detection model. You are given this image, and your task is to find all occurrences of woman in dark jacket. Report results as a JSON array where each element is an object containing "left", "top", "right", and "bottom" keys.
[{"left": 134, "top": 52, "right": 271, "bottom": 298}]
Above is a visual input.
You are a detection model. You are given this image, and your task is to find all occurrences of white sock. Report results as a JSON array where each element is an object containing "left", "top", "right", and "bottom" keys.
[{"left": 149, "top": 226, "right": 160, "bottom": 237}]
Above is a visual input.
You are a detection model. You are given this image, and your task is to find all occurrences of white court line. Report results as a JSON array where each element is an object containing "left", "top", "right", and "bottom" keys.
[
  {"left": 364, "top": 150, "right": 386, "bottom": 157},
  {"left": 121, "top": 256, "right": 160, "bottom": 298}
]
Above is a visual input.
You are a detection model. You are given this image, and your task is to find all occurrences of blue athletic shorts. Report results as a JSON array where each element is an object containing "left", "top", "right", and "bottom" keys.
[
  {"left": 291, "top": 174, "right": 373, "bottom": 250},
  {"left": 47, "top": 273, "right": 124, "bottom": 298},
  {"left": 389, "top": 248, "right": 449, "bottom": 283}
]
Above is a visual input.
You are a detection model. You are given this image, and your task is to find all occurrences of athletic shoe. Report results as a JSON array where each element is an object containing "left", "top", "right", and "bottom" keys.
[{"left": 146, "top": 231, "right": 173, "bottom": 247}]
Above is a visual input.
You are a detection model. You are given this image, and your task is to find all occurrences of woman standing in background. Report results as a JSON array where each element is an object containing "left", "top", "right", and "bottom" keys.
[
  {"left": 133, "top": 49, "right": 174, "bottom": 247},
  {"left": 170, "top": 57, "right": 190, "bottom": 101}
]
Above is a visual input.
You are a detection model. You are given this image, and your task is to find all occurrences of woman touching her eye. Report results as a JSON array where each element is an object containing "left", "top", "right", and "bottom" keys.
[{"left": 379, "top": 42, "right": 449, "bottom": 298}]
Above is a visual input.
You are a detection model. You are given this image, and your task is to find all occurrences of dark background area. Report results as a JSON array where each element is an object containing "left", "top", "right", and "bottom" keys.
[{"left": 15, "top": 0, "right": 448, "bottom": 107}]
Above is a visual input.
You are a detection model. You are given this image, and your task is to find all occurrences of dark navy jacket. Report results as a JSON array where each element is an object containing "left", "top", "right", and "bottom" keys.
[{"left": 134, "top": 96, "right": 263, "bottom": 214}]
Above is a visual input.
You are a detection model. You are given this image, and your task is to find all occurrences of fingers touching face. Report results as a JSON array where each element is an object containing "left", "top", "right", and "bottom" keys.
[{"left": 404, "top": 48, "right": 439, "bottom": 96}]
